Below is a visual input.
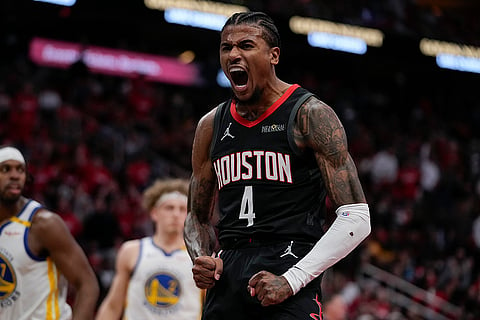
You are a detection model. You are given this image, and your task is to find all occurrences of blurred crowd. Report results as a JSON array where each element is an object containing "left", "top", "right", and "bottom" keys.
[
  {"left": 1, "top": 54, "right": 478, "bottom": 320},
  {"left": 2, "top": 1, "right": 480, "bottom": 319}
]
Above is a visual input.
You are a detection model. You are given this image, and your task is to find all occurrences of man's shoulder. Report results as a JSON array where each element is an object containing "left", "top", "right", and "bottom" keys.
[
  {"left": 200, "top": 105, "right": 219, "bottom": 123},
  {"left": 120, "top": 238, "right": 142, "bottom": 251},
  {"left": 197, "top": 102, "right": 225, "bottom": 132},
  {"left": 296, "top": 94, "right": 332, "bottom": 114},
  {"left": 31, "top": 208, "right": 61, "bottom": 226}
]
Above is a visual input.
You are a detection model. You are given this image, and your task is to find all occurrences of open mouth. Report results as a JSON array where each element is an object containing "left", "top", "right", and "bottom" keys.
[{"left": 229, "top": 68, "right": 248, "bottom": 88}]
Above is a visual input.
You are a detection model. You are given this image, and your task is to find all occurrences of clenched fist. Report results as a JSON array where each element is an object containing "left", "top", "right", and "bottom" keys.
[
  {"left": 192, "top": 255, "right": 223, "bottom": 289},
  {"left": 247, "top": 271, "right": 293, "bottom": 306}
]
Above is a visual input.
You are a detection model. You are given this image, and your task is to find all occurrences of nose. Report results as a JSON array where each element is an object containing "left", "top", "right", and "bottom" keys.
[
  {"left": 172, "top": 207, "right": 186, "bottom": 217},
  {"left": 228, "top": 46, "right": 241, "bottom": 62},
  {"left": 9, "top": 168, "right": 23, "bottom": 180}
]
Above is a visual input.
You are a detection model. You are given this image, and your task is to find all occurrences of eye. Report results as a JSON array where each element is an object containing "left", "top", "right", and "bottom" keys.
[
  {"left": 164, "top": 204, "right": 175, "bottom": 211},
  {"left": 221, "top": 44, "right": 232, "bottom": 52},
  {"left": 240, "top": 43, "right": 253, "bottom": 49}
]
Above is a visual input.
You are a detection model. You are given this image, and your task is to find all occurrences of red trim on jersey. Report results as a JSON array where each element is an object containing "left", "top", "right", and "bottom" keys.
[{"left": 230, "top": 84, "right": 300, "bottom": 128}]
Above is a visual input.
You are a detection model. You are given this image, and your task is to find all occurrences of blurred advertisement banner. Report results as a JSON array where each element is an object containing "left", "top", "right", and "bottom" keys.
[{"left": 29, "top": 37, "right": 202, "bottom": 86}]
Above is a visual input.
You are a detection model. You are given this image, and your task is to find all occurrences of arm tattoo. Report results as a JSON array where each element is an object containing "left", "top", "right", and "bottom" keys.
[
  {"left": 184, "top": 175, "right": 217, "bottom": 261},
  {"left": 296, "top": 98, "right": 366, "bottom": 206}
]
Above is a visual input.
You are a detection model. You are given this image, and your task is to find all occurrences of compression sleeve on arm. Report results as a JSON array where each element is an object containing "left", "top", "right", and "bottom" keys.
[{"left": 282, "top": 203, "right": 371, "bottom": 294}]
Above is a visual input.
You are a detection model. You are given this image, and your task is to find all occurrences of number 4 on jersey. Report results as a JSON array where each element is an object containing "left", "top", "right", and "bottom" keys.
[{"left": 239, "top": 186, "right": 255, "bottom": 227}]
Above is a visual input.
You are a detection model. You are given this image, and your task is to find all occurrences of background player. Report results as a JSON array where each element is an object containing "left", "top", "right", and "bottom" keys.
[
  {"left": 96, "top": 178, "right": 203, "bottom": 320},
  {"left": 0, "top": 145, "right": 99, "bottom": 320}
]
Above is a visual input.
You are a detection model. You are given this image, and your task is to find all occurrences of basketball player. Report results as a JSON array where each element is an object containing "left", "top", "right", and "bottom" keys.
[
  {"left": 184, "top": 11, "right": 371, "bottom": 319},
  {"left": 0, "top": 146, "right": 99, "bottom": 320},
  {"left": 95, "top": 178, "right": 202, "bottom": 320}
]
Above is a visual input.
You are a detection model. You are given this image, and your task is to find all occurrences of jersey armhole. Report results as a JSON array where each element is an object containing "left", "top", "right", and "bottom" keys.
[
  {"left": 287, "top": 92, "right": 314, "bottom": 155},
  {"left": 25, "top": 205, "right": 48, "bottom": 262},
  {"left": 130, "top": 238, "right": 144, "bottom": 277}
]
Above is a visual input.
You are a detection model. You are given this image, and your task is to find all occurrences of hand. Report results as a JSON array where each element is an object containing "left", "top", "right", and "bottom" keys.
[
  {"left": 247, "top": 271, "right": 293, "bottom": 306},
  {"left": 192, "top": 254, "right": 223, "bottom": 289}
]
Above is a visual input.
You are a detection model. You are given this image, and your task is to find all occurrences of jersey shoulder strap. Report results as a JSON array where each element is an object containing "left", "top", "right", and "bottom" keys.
[
  {"left": 210, "top": 100, "right": 230, "bottom": 157},
  {"left": 287, "top": 91, "right": 315, "bottom": 155}
]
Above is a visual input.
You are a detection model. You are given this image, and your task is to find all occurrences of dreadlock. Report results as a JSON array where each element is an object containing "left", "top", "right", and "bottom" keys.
[{"left": 222, "top": 11, "right": 281, "bottom": 49}]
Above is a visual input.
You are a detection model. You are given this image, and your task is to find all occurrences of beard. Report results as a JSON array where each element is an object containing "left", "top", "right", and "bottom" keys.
[
  {"left": 232, "top": 86, "right": 263, "bottom": 106},
  {"left": 0, "top": 193, "right": 21, "bottom": 205}
]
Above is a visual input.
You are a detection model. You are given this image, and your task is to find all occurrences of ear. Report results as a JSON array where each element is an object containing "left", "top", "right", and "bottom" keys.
[
  {"left": 270, "top": 47, "right": 280, "bottom": 65},
  {"left": 150, "top": 207, "right": 159, "bottom": 221}
]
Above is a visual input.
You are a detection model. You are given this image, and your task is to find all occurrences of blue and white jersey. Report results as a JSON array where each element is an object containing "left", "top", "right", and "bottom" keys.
[
  {"left": 0, "top": 199, "right": 72, "bottom": 320},
  {"left": 124, "top": 237, "right": 202, "bottom": 320}
]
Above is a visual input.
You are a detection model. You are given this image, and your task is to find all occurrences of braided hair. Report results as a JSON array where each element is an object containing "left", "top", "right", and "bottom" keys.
[{"left": 221, "top": 11, "right": 281, "bottom": 49}]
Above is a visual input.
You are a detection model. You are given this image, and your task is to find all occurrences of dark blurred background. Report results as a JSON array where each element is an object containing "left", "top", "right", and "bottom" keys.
[{"left": 1, "top": 1, "right": 480, "bottom": 319}]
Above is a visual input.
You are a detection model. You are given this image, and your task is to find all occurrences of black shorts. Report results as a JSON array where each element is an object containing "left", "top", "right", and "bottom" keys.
[{"left": 202, "top": 240, "right": 323, "bottom": 320}]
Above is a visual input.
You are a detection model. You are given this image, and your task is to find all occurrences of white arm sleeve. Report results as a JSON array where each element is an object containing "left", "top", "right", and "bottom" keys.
[{"left": 282, "top": 203, "right": 371, "bottom": 294}]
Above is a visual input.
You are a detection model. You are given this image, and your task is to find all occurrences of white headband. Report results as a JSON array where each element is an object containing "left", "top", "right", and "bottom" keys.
[
  {"left": 155, "top": 191, "right": 188, "bottom": 207},
  {"left": 0, "top": 147, "right": 25, "bottom": 164}
]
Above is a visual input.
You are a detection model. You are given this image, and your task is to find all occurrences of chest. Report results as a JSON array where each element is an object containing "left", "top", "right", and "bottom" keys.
[{"left": 0, "top": 222, "right": 37, "bottom": 273}]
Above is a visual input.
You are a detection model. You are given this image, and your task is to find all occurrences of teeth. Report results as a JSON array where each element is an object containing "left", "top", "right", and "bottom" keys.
[{"left": 229, "top": 67, "right": 244, "bottom": 72}]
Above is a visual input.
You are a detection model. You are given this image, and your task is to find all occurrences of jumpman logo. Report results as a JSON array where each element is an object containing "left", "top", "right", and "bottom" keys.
[
  {"left": 280, "top": 241, "right": 298, "bottom": 258},
  {"left": 221, "top": 122, "right": 235, "bottom": 141}
]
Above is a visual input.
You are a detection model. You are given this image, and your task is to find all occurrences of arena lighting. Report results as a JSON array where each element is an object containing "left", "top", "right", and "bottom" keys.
[
  {"left": 420, "top": 38, "right": 480, "bottom": 74},
  {"left": 34, "top": 0, "right": 76, "bottom": 6},
  {"left": 436, "top": 54, "right": 480, "bottom": 74},
  {"left": 307, "top": 32, "right": 367, "bottom": 55},
  {"left": 164, "top": 8, "right": 227, "bottom": 31},
  {"left": 178, "top": 50, "right": 196, "bottom": 64},
  {"left": 144, "top": 0, "right": 247, "bottom": 17},
  {"left": 216, "top": 69, "right": 230, "bottom": 88},
  {"left": 289, "top": 16, "right": 384, "bottom": 52}
]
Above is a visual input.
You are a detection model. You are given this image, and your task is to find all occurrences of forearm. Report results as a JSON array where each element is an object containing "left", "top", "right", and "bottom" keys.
[
  {"left": 72, "top": 281, "right": 100, "bottom": 320},
  {"left": 184, "top": 212, "right": 217, "bottom": 260},
  {"left": 282, "top": 203, "right": 371, "bottom": 294},
  {"left": 186, "top": 170, "right": 217, "bottom": 260},
  {"left": 95, "top": 300, "right": 123, "bottom": 320}
]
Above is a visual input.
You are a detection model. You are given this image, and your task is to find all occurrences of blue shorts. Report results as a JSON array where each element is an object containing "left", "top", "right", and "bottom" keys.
[{"left": 202, "top": 240, "right": 323, "bottom": 320}]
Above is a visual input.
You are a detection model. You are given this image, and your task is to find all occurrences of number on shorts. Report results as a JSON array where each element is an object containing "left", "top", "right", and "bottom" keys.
[{"left": 239, "top": 186, "right": 255, "bottom": 227}]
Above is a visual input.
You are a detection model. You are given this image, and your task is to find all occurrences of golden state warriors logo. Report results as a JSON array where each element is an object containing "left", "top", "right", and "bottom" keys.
[
  {"left": 0, "top": 252, "right": 19, "bottom": 308},
  {"left": 144, "top": 272, "right": 181, "bottom": 310}
]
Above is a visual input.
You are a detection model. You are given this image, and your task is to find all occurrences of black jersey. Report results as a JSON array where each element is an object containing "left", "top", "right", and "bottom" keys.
[{"left": 210, "top": 85, "right": 327, "bottom": 246}]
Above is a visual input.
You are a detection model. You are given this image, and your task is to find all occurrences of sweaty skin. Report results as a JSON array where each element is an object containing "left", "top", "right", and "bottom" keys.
[
  {"left": 184, "top": 22, "right": 366, "bottom": 307},
  {"left": 246, "top": 96, "right": 366, "bottom": 305}
]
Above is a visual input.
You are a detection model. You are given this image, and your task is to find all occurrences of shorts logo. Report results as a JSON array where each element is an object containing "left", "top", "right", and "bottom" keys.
[
  {"left": 280, "top": 241, "right": 298, "bottom": 258},
  {"left": 144, "top": 272, "right": 181, "bottom": 309},
  {"left": 309, "top": 294, "right": 323, "bottom": 320},
  {"left": 0, "top": 252, "right": 19, "bottom": 308}
]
